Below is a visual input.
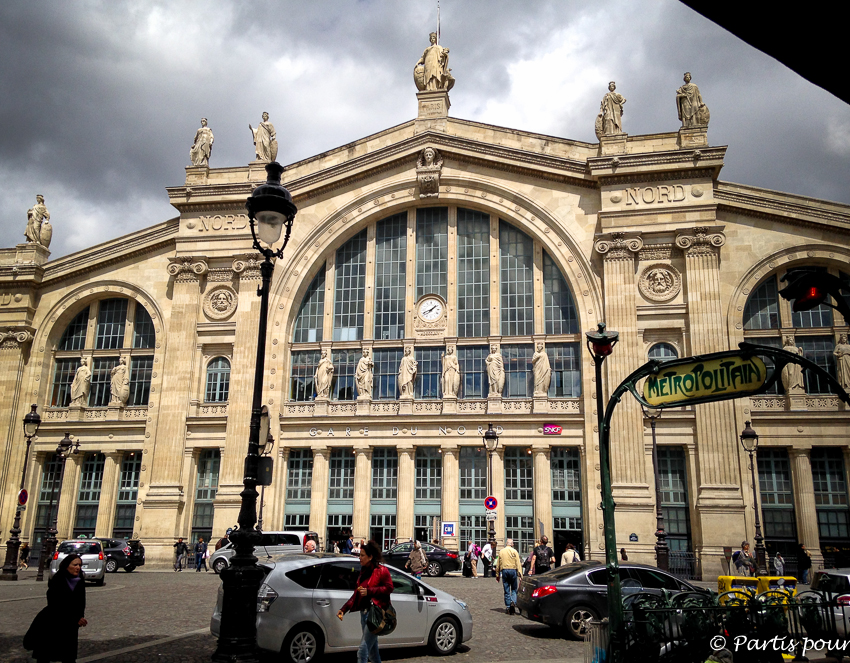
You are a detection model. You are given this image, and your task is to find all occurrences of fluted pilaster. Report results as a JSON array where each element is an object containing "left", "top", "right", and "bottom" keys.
[
  {"left": 441, "top": 445, "right": 459, "bottom": 549},
  {"left": 533, "top": 447, "right": 552, "bottom": 540},
  {"left": 56, "top": 454, "right": 84, "bottom": 539},
  {"left": 396, "top": 447, "right": 415, "bottom": 542},
  {"left": 94, "top": 452, "right": 123, "bottom": 537},
  {"left": 308, "top": 448, "right": 329, "bottom": 537},
  {"left": 352, "top": 447, "right": 372, "bottom": 540},
  {"left": 790, "top": 448, "right": 823, "bottom": 567}
]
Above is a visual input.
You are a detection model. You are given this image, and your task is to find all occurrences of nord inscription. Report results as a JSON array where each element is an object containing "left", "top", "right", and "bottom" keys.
[
  {"left": 625, "top": 185, "right": 686, "bottom": 205},
  {"left": 195, "top": 214, "right": 249, "bottom": 232}
]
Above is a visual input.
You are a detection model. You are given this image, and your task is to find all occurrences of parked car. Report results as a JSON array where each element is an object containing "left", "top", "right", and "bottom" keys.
[
  {"left": 210, "top": 531, "right": 319, "bottom": 574},
  {"left": 810, "top": 569, "right": 850, "bottom": 636},
  {"left": 516, "top": 560, "right": 705, "bottom": 640},
  {"left": 48, "top": 539, "right": 106, "bottom": 585},
  {"left": 102, "top": 537, "right": 145, "bottom": 573},
  {"left": 383, "top": 541, "right": 461, "bottom": 577},
  {"left": 210, "top": 553, "right": 473, "bottom": 663}
]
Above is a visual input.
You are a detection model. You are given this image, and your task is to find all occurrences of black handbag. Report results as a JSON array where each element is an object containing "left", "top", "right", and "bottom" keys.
[
  {"left": 366, "top": 600, "right": 397, "bottom": 636},
  {"left": 23, "top": 606, "right": 49, "bottom": 650}
]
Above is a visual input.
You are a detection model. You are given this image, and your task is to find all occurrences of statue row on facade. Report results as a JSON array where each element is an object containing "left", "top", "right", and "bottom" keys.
[
  {"left": 23, "top": 194, "right": 52, "bottom": 248},
  {"left": 66, "top": 357, "right": 130, "bottom": 407},
  {"left": 188, "top": 112, "right": 278, "bottom": 166},
  {"left": 780, "top": 335, "right": 850, "bottom": 394},
  {"left": 594, "top": 72, "right": 710, "bottom": 139},
  {"left": 313, "top": 343, "right": 553, "bottom": 400}
]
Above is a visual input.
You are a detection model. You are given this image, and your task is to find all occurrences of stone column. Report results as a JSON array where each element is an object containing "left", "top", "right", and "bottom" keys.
[
  {"left": 441, "top": 445, "right": 459, "bottom": 551},
  {"left": 178, "top": 448, "right": 198, "bottom": 539},
  {"left": 492, "top": 448, "right": 505, "bottom": 542},
  {"left": 352, "top": 447, "right": 372, "bottom": 541},
  {"left": 0, "top": 330, "right": 34, "bottom": 549},
  {"left": 267, "top": 445, "right": 289, "bottom": 531},
  {"left": 56, "top": 453, "right": 84, "bottom": 539},
  {"left": 308, "top": 448, "right": 329, "bottom": 540},
  {"left": 533, "top": 447, "right": 553, "bottom": 541},
  {"left": 95, "top": 452, "right": 123, "bottom": 537},
  {"left": 790, "top": 448, "right": 823, "bottom": 569},
  {"left": 141, "top": 258, "right": 207, "bottom": 545},
  {"left": 396, "top": 446, "right": 415, "bottom": 542},
  {"left": 215, "top": 257, "right": 263, "bottom": 534},
  {"left": 22, "top": 451, "right": 47, "bottom": 544}
]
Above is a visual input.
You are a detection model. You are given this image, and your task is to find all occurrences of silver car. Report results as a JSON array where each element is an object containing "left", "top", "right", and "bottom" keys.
[
  {"left": 210, "top": 553, "right": 473, "bottom": 663},
  {"left": 210, "top": 531, "right": 317, "bottom": 574},
  {"left": 48, "top": 539, "right": 106, "bottom": 585}
]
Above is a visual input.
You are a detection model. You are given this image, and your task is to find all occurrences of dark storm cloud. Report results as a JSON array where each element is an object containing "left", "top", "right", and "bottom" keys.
[{"left": 1, "top": 1, "right": 847, "bottom": 258}]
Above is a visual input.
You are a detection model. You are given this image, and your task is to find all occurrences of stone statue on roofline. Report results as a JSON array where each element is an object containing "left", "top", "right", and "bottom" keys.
[
  {"left": 676, "top": 72, "right": 710, "bottom": 128},
  {"left": 190, "top": 118, "right": 214, "bottom": 166},
  {"left": 250, "top": 112, "right": 278, "bottom": 162},
  {"left": 595, "top": 81, "right": 626, "bottom": 139},
  {"left": 414, "top": 32, "right": 455, "bottom": 92},
  {"left": 24, "top": 194, "right": 52, "bottom": 248}
]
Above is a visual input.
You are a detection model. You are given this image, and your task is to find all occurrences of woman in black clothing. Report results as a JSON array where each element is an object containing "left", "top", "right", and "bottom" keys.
[{"left": 27, "top": 553, "right": 88, "bottom": 663}]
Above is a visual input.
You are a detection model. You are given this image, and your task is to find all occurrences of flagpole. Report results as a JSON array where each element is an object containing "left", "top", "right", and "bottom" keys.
[{"left": 437, "top": 0, "right": 441, "bottom": 44}]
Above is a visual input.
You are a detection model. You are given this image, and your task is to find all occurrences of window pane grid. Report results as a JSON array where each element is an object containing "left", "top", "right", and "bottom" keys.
[
  {"left": 331, "top": 349, "right": 358, "bottom": 401},
  {"left": 373, "top": 348, "right": 403, "bottom": 400},
  {"left": 416, "top": 208, "right": 448, "bottom": 300},
  {"left": 648, "top": 343, "right": 678, "bottom": 360},
  {"left": 128, "top": 356, "right": 153, "bottom": 406},
  {"left": 502, "top": 344, "right": 533, "bottom": 398},
  {"left": 95, "top": 299, "right": 128, "bottom": 350},
  {"left": 547, "top": 343, "right": 581, "bottom": 398},
  {"left": 287, "top": 449, "right": 313, "bottom": 500},
  {"left": 333, "top": 231, "right": 367, "bottom": 341},
  {"left": 499, "top": 221, "right": 534, "bottom": 335},
  {"left": 743, "top": 277, "right": 779, "bottom": 330},
  {"left": 59, "top": 308, "right": 89, "bottom": 351},
  {"left": 205, "top": 357, "right": 231, "bottom": 402},
  {"left": 39, "top": 454, "right": 62, "bottom": 503},
  {"left": 657, "top": 447, "right": 691, "bottom": 550},
  {"left": 90, "top": 357, "right": 119, "bottom": 407},
  {"left": 78, "top": 453, "right": 105, "bottom": 503},
  {"left": 459, "top": 447, "right": 487, "bottom": 500},
  {"left": 372, "top": 448, "right": 398, "bottom": 499},
  {"left": 290, "top": 350, "right": 319, "bottom": 401},
  {"left": 458, "top": 345, "right": 488, "bottom": 399},
  {"left": 798, "top": 336, "right": 837, "bottom": 394},
  {"left": 505, "top": 447, "right": 532, "bottom": 501},
  {"left": 758, "top": 448, "right": 793, "bottom": 506},
  {"left": 457, "top": 209, "right": 490, "bottom": 337},
  {"left": 328, "top": 449, "right": 355, "bottom": 500},
  {"left": 543, "top": 252, "right": 578, "bottom": 334},
  {"left": 374, "top": 215, "right": 407, "bottom": 340},
  {"left": 551, "top": 447, "right": 581, "bottom": 502},
  {"left": 293, "top": 269, "right": 325, "bottom": 343},
  {"left": 813, "top": 449, "right": 848, "bottom": 507},
  {"left": 460, "top": 515, "right": 487, "bottom": 547},
  {"left": 51, "top": 359, "right": 78, "bottom": 407},
  {"left": 117, "top": 453, "right": 142, "bottom": 503},
  {"left": 414, "top": 347, "right": 442, "bottom": 399},
  {"left": 506, "top": 516, "right": 534, "bottom": 555},
  {"left": 195, "top": 450, "right": 220, "bottom": 501},
  {"left": 415, "top": 447, "right": 442, "bottom": 499},
  {"left": 132, "top": 305, "right": 156, "bottom": 349}
]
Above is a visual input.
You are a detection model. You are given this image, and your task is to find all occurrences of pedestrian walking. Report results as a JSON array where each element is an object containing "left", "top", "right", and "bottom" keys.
[
  {"left": 214, "top": 533, "right": 229, "bottom": 551},
  {"left": 194, "top": 537, "right": 208, "bottom": 572},
  {"left": 173, "top": 537, "right": 188, "bottom": 571},
  {"left": 732, "top": 541, "right": 756, "bottom": 577},
  {"left": 467, "top": 540, "right": 480, "bottom": 578},
  {"left": 481, "top": 541, "right": 493, "bottom": 577},
  {"left": 23, "top": 553, "right": 88, "bottom": 663},
  {"left": 496, "top": 538, "right": 523, "bottom": 615},
  {"left": 337, "top": 540, "right": 394, "bottom": 663},
  {"left": 561, "top": 542, "right": 581, "bottom": 566},
  {"left": 342, "top": 532, "right": 355, "bottom": 554},
  {"left": 19, "top": 542, "right": 30, "bottom": 570},
  {"left": 799, "top": 544, "right": 812, "bottom": 584},
  {"left": 773, "top": 552, "right": 785, "bottom": 576},
  {"left": 405, "top": 540, "right": 428, "bottom": 579},
  {"left": 522, "top": 545, "right": 534, "bottom": 576},
  {"left": 530, "top": 536, "right": 555, "bottom": 575}
]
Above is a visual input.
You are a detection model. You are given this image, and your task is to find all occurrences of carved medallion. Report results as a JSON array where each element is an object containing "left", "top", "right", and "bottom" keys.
[
  {"left": 638, "top": 263, "right": 681, "bottom": 302},
  {"left": 203, "top": 285, "right": 237, "bottom": 320}
]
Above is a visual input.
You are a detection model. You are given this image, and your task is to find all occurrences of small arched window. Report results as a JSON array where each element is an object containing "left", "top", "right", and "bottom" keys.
[
  {"left": 205, "top": 358, "right": 231, "bottom": 402},
  {"left": 648, "top": 343, "right": 678, "bottom": 360}
]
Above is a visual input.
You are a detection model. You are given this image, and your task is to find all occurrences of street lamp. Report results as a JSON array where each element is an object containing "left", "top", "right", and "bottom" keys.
[
  {"left": 585, "top": 323, "right": 622, "bottom": 656},
  {"left": 212, "top": 161, "right": 297, "bottom": 663},
  {"left": 642, "top": 406, "right": 669, "bottom": 572},
  {"left": 36, "top": 432, "right": 81, "bottom": 582},
  {"left": 739, "top": 421, "right": 768, "bottom": 576},
  {"left": 482, "top": 423, "right": 499, "bottom": 571},
  {"left": 1, "top": 404, "right": 41, "bottom": 580}
]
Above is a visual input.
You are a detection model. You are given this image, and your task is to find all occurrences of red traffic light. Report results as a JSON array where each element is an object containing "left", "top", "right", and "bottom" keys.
[{"left": 792, "top": 285, "right": 827, "bottom": 312}]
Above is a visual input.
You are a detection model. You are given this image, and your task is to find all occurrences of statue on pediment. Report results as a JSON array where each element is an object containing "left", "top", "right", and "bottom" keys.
[
  {"left": 441, "top": 346, "right": 460, "bottom": 398},
  {"left": 25, "top": 195, "right": 51, "bottom": 247},
  {"left": 416, "top": 147, "right": 443, "bottom": 198},
  {"left": 355, "top": 348, "right": 374, "bottom": 400},
  {"left": 532, "top": 343, "right": 551, "bottom": 397},
  {"left": 835, "top": 334, "right": 850, "bottom": 390},
  {"left": 398, "top": 347, "right": 418, "bottom": 398},
  {"left": 595, "top": 81, "right": 626, "bottom": 138},
  {"left": 676, "top": 72, "right": 710, "bottom": 128},
  {"left": 250, "top": 112, "right": 278, "bottom": 162},
  {"left": 780, "top": 336, "right": 805, "bottom": 395},
  {"left": 190, "top": 118, "right": 214, "bottom": 166},
  {"left": 315, "top": 350, "right": 334, "bottom": 400},
  {"left": 486, "top": 345, "right": 505, "bottom": 397},
  {"left": 70, "top": 357, "right": 92, "bottom": 406},
  {"left": 414, "top": 32, "right": 454, "bottom": 92},
  {"left": 110, "top": 357, "right": 130, "bottom": 406}
]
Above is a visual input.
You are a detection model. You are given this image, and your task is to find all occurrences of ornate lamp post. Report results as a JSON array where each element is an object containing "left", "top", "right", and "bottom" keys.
[
  {"left": 212, "top": 161, "right": 296, "bottom": 663},
  {"left": 36, "top": 432, "right": 81, "bottom": 581},
  {"left": 740, "top": 420, "right": 768, "bottom": 576},
  {"left": 1, "top": 404, "right": 42, "bottom": 580},
  {"left": 642, "top": 406, "right": 669, "bottom": 572},
  {"left": 585, "top": 323, "right": 623, "bottom": 657},
  {"left": 257, "top": 414, "right": 274, "bottom": 533},
  {"left": 482, "top": 423, "right": 499, "bottom": 565}
]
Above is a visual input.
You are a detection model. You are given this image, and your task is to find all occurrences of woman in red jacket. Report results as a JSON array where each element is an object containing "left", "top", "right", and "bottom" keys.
[{"left": 337, "top": 539, "right": 394, "bottom": 663}]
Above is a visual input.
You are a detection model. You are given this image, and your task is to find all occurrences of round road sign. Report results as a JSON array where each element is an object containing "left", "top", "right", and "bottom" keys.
[
  {"left": 484, "top": 496, "right": 498, "bottom": 510},
  {"left": 18, "top": 489, "right": 28, "bottom": 506}
]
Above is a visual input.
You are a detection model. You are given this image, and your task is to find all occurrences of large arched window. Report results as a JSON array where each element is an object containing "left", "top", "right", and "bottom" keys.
[
  {"left": 205, "top": 358, "right": 231, "bottom": 402},
  {"left": 288, "top": 206, "right": 582, "bottom": 401},
  {"left": 50, "top": 298, "right": 155, "bottom": 407},
  {"left": 742, "top": 266, "right": 846, "bottom": 395}
]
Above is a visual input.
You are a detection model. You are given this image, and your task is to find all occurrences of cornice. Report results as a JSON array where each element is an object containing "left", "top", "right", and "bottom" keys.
[
  {"left": 587, "top": 147, "right": 726, "bottom": 178},
  {"left": 599, "top": 203, "right": 718, "bottom": 222},
  {"left": 596, "top": 167, "right": 716, "bottom": 187}
]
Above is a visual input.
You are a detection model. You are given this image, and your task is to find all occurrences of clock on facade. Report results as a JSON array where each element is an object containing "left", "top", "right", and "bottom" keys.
[{"left": 417, "top": 296, "right": 444, "bottom": 322}]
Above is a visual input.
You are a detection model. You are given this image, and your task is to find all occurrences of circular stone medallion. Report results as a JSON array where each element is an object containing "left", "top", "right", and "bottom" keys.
[
  {"left": 203, "top": 285, "right": 238, "bottom": 320},
  {"left": 638, "top": 263, "right": 682, "bottom": 302}
]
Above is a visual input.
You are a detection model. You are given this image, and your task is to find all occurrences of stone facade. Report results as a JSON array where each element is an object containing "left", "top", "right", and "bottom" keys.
[{"left": 1, "top": 90, "right": 849, "bottom": 579}]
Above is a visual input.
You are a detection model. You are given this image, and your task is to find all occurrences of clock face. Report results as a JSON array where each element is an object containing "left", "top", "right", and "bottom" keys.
[{"left": 418, "top": 297, "right": 444, "bottom": 322}]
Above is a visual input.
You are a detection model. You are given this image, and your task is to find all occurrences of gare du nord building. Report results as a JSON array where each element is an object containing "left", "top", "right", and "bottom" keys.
[{"left": 1, "top": 65, "right": 849, "bottom": 577}]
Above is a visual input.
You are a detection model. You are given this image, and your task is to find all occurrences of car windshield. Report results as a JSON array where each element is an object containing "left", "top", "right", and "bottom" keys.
[
  {"left": 58, "top": 541, "right": 101, "bottom": 555},
  {"left": 812, "top": 572, "right": 850, "bottom": 595}
]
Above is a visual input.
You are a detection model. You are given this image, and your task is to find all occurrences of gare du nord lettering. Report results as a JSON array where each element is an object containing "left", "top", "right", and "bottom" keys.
[
  {"left": 625, "top": 184, "right": 686, "bottom": 205},
  {"left": 643, "top": 355, "right": 767, "bottom": 407}
]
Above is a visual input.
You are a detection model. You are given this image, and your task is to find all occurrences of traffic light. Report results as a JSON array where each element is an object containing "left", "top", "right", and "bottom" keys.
[{"left": 779, "top": 268, "right": 850, "bottom": 322}]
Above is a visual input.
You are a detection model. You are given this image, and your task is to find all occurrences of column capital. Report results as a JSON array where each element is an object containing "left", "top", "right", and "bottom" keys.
[
  {"left": 675, "top": 226, "right": 726, "bottom": 257},
  {"left": 0, "top": 327, "right": 35, "bottom": 349},
  {"left": 312, "top": 446, "right": 330, "bottom": 458},
  {"left": 788, "top": 447, "right": 812, "bottom": 459},
  {"left": 232, "top": 254, "right": 263, "bottom": 281},
  {"left": 594, "top": 232, "right": 643, "bottom": 261},
  {"left": 353, "top": 446, "right": 373, "bottom": 459},
  {"left": 167, "top": 257, "right": 208, "bottom": 282}
]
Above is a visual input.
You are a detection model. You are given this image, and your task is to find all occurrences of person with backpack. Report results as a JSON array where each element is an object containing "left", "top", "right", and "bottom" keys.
[
  {"left": 530, "top": 536, "right": 555, "bottom": 575},
  {"left": 173, "top": 537, "right": 188, "bottom": 572},
  {"left": 732, "top": 541, "right": 756, "bottom": 576},
  {"left": 194, "top": 537, "right": 208, "bottom": 572},
  {"left": 561, "top": 542, "right": 581, "bottom": 566},
  {"left": 481, "top": 541, "right": 493, "bottom": 577},
  {"left": 466, "top": 540, "right": 480, "bottom": 578}
]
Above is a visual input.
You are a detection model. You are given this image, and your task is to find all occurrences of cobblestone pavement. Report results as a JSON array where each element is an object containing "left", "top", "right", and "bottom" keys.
[{"left": 0, "top": 567, "right": 583, "bottom": 663}]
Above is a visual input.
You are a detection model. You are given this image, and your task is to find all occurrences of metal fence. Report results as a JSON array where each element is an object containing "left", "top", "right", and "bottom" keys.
[
  {"left": 583, "top": 619, "right": 609, "bottom": 663},
  {"left": 668, "top": 551, "right": 701, "bottom": 581}
]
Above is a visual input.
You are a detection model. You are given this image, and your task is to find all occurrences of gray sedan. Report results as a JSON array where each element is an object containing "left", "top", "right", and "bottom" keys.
[{"left": 210, "top": 553, "right": 473, "bottom": 663}]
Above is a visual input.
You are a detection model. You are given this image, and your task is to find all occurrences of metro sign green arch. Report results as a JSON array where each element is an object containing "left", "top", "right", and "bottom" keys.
[{"left": 643, "top": 355, "right": 767, "bottom": 406}]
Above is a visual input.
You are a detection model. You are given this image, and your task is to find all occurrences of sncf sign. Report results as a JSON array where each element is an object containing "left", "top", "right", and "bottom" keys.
[{"left": 543, "top": 424, "right": 562, "bottom": 435}]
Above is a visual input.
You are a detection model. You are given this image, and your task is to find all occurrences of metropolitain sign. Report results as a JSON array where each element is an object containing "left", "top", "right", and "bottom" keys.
[{"left": 642, "top": 355, "right": 767, "bottom": 407}]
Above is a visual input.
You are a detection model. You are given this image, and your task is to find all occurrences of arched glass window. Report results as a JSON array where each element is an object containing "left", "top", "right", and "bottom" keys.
[
  {"left": 333, "top": 231, "right": 367, "bottom": 341},
  {"left": 543, "top": 252, "right": 578, "bottom": 334},
  {"left": 374, "top": 215, "right": 407, "bottom": 340},
  {"left": 416, "top": 208, "right": 448, "bottom": 300},
  {"left": 500, "top": 221, "right": 534, "bottom": 336},
  {"left": 205, "top": 358, "right": 230, "bottom": 402},
  {"left": 743, "top": 277, "right": 779, "bottom": 330},
  {"left": 648, "top": 343, "right": 679, "bottom": 360},
  {"left": 293, "top": 268, "right": 325, "bottom": 343},
  {"left": 457, "top": 208, "right": 490, "bottom": 337},
  {"left": 193, "top": 449, "right": 220, "bottom": 544},
  {"left": 50, "top": 298, "right": 155, "bottom": 407}
]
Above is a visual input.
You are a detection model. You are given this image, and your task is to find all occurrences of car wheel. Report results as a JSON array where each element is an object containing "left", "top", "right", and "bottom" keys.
[
  {"left": 212, "top": 558, "right": 228, "bottom": 574},
  {"left": 123, "top": 564, "right": 136, "bottom": 572},
  {"left": 281, "top": 623, "right": 324, "bottom": 663},
  {"left": 94, "top": 576, "right": 105, "bottom": 587},
  {"left": 105, "top": 559, "right": 118, "bottom": 573},
  {"left": 428, "top": 616, "right": 460, "bottom": 655},
  {"left": 565, "top": 605, "right": 598, "bottom": 640},
  {"left": 427, "top": 560, "right": 442, "bottom": 577}
]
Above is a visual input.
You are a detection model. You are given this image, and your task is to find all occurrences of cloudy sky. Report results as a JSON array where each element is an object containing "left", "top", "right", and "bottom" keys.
[{"left": 1, "top": 1, "right": 848, "bottom": 259}]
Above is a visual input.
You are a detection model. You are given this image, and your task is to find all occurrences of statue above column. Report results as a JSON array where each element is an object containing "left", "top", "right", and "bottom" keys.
[
  {"left": 24, "top": 194, "right": 52, "bottom": 248},
  {"left": 250, "top": 112, "right": 278, "bottom": 162},
  {"left": 414, "top": 32, "right": 455, "bottom": 92},
  {"left": 676, "top": 72, "right": 710, "bottom": 128},
  {"left": 595, "top": 81, "right": 626, "bottom": 138},
  {"left": 190, "top": 118, "right": 214, "bottom": 166}
]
